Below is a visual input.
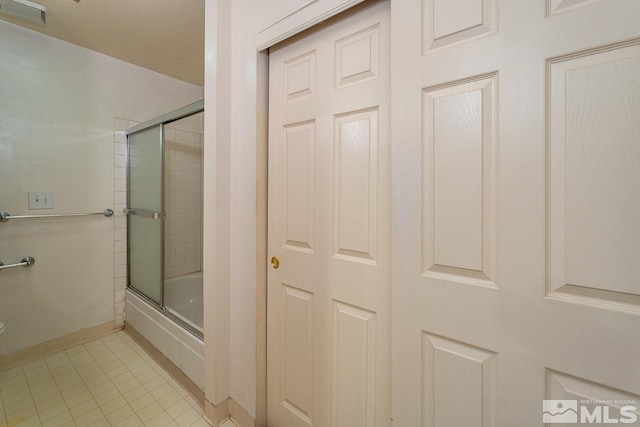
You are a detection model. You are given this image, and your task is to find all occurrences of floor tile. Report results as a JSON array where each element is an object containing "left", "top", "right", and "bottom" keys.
[
  {"left": 142, "top": 376, "right": 166, "bottom": 393},
  {"left": 135, "top": 401, "right": 163, "bottom": 423},
  {"left": 121, "top": 385, "right": 147, "bottom": 403},
  {"left": 2, "top": 331, "right": 209, "bottom": 427},
  {"left": 99, "top": 395, "right": 128, "bottom": 416},
  {"left": 69, "top": 398, "right": 99, "bottom": 418},
  {"left": 128, "top": 394, "right": 155, "bottom": 413},
  {"left": 106, "top": 404, "right": 135, "bottom": 425},
  {"left": 88, "top": 380, "right": 116, "bottom": 398},
  {"left": 60, "top": 382, "right": 89, "bottom": 400},
  {"left": 114, "top": 414, "right": 143, "bottom": 427},
  {"left": 150, "top": 383, "right": 174, "bottom": 401},
  {"left": 173, "top": 408, "right": 201, "bottom": 427},
  {"left": 116, "top": 377, "right": 141, "bottom": 394},
  {"left": 35, "top": 394, "right": 65, "bottom": 412},
  {"left": 4, "top": 396, "right": 35, "bottom": 416},
  {"left": 2, "top": 388, "right": 31, "bottom": 406},
  {"left": 165, "top": 399, "right": 191, "bottom": 420},
  {"left": 74, "top": 408, "right": 104, "bottom": 427},
  {"left": 144, "top": 410, "right": 172, "bottom": 427},
  {"left": 64, "top": 390, "right": 93, "bottom": 410},
  {"left": 88, "top": 418, "right": 110, "bottom": 427},
  {"left": 37, "top": 401, "right": 69, "bottom": 423},
  {"left": 11, "top": 415, "right": 41, "bottom": 427},
  {"left": 40, "top": 410, "right": 73, "bottom": 427}
]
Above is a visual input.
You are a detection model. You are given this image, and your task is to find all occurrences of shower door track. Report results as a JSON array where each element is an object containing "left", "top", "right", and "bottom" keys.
[
  {"left": 127, "top": 100, "right": 204, "bottom": 135},
  {"left": 127, "top": 286, "right": 203, "bottom": 340}
]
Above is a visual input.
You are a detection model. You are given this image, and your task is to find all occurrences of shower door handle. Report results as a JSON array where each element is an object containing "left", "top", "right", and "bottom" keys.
[{"left": 123, "top": 208, "right": 164, "bottom": 220}]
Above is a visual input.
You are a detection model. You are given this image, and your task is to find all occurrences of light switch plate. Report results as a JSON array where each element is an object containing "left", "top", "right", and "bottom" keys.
[{"left": 28, "top": 191, "right": 54, "bottom": 209}]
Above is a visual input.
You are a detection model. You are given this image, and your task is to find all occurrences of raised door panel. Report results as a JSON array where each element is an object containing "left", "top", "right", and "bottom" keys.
[
  {"left": 422, "top": 333, "right": 497, "bottom": 427},
  {"left": 545, "top": 370, "right": 640, "bottom": 425},
  {"left": 332, "top": 302, "right": 376, "bottom": 427},
  {"left": 547, "top": 41, "right": 640, "bottom": 311},
  {"left": 423, "top": 0, "right": 496, "bottom": 52},
  {"left": 281, "top": 285, "right": 315, "bottom": 426},
  {"left": 335, "top": 25, "right": 380, "bottom": 88},
  {"left": 333, "top": 108, "right": 378, "bottom": 264},
  {"left": 285, "top": 51, "right": 317, "bottom": 102},
  {"left": 283, "top": 121, "right": 316, "bottom": 253},
  {"left": 546, "top": 0, "right": 602, "bottom": 17},
  {"left": 422, "top": 74, "right": 497, "bottom": 288}
]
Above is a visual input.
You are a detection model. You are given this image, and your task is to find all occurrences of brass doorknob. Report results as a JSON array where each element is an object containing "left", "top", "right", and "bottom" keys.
[{"left": 271, "top": 256, "right": 280, "bottom": 269}]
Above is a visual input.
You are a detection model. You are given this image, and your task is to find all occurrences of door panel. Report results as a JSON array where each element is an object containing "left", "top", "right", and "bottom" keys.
[
  {"left": 127, "top": 124, "right": 164, "bottom": 305},
  {"left": 422, "top": 332, "right": 498, "bottom": 427},
  {"left": 548, "top": 42, "right": 640, "bottom": 300},
  {"left": 392, "top": 0, "right": 640, "bottom": 425},
  {"left": 422, "top": 73, "right": 498, "bottom": 287},
  {"left": 283, "top": 121, "right": 315, "bottom": 253},
  {"left": 268, "top": 2, "right": 390, "bottom": 426},
  {"left": 334, "top": 108, "right": 378, "bottom": 263}
]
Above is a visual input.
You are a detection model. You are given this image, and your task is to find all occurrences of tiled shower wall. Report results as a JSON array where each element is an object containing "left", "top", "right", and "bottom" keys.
[
  {"left": 113, "top": 118, "right": 139, "bottom": 328},
  {"left": 164, "top": 126, "right": 203, "bottom": 279}
]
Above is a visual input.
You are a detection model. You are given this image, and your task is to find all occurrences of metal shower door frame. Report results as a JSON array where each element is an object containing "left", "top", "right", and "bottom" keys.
[{"left": 125, "top": 99, "right": 204, "bottom": 323}]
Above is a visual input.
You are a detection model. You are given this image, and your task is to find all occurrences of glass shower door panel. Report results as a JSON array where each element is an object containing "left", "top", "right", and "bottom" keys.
[{"left": 127, "top": 125, "right": 163, "bottom": 305}]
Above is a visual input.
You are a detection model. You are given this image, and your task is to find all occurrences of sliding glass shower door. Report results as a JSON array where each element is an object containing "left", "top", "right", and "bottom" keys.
[
  {"left": 125, "top": 100, "right": 204, "bottom": 338},
  {"left": 127, "top": 124, "right": 164, "bottom": 305}
]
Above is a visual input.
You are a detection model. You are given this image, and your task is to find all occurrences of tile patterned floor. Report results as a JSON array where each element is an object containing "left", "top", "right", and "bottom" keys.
[{"left": 0, "top": 331, "right": 216, "bottom": 427}]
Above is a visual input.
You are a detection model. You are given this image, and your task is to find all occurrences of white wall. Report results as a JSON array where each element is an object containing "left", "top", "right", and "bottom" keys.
[{"left": 0, "top": 20, "right": 202, "bottom": 355}]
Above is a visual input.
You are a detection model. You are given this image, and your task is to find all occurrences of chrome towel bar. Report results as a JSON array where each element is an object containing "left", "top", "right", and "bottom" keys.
[
  {"left": 0, "top": 256, "right": 35, "bottom": 271},
  {"left": 0, "top": 209, "right": 113, "bottom": 223}
]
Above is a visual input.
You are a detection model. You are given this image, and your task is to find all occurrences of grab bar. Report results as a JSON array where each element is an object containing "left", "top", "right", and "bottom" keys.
[
  {"left": 0, "top": 209, "right": 113, "bottom": 223},
  {"left": 123, "top": 208, "right": 163, "bottom": 220},
  {"left": 0, "top": 256, "right": 35, "bottom": 271}
]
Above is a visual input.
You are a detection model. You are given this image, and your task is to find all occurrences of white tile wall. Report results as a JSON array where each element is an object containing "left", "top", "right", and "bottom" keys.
[{"left": 113, "top": 118, "right": 140, "bottom": 328}]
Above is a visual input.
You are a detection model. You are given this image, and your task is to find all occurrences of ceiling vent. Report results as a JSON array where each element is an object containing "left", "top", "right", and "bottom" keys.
[{"left": 0, "top": 0, "right": 46, "bottom": 25}]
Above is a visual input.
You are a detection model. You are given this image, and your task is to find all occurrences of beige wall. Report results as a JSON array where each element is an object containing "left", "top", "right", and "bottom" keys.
[{"left": 0, "top": 19, "right": 202, "bottom": 356}]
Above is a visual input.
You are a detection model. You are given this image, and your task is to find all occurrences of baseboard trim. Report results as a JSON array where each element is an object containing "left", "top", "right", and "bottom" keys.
[
  {"left": 124, "top": 324, "right": 205, "bottom": 408},
  {"left": 0, "top": 321, "right": 117, "bottom": 369},
  {"left": 205, "top": 398, "right": 230, "bottom": 426},
  {"left": 230, "top": 398, "right": 255, "bottom": 427},
  {"left": 204, "top": 398, "right": 256, "bottom": 427}
]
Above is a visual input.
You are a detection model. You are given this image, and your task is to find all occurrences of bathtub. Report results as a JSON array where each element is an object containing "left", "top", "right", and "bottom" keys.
[
  {"left": 124, "top": 273, "right": 204, "bottom": 389},
  {"left": 164, "top": 272, "right": 203, "bottom": 334}
]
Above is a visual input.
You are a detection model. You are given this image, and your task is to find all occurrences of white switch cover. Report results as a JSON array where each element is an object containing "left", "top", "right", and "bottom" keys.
[{"left": 28, "top": 191, "right": 54, "bottom": 209}]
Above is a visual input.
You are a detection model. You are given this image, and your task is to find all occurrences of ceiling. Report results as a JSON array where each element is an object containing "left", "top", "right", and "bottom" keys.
[{"left": 0, "top": 0, "right": 205, "bottom": 85}]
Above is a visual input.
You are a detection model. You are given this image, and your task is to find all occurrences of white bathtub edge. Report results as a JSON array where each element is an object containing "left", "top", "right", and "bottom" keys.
[{"left": 125, "top": 289, "right": 205, "bottom": 390}]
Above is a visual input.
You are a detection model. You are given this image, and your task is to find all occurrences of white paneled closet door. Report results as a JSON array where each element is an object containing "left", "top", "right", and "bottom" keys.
[
  {"left": 392, "top": 0, "right": 640, "bottom": 425},
  {"left": 267, "top": 1, "right": 390, "bottom": 427}
]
